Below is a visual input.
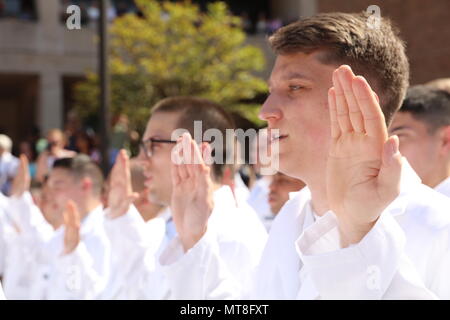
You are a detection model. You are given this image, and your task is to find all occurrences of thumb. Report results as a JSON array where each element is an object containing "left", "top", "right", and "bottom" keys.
[{"left": 377, "top": 135, "right": 402, "bottom": 202}]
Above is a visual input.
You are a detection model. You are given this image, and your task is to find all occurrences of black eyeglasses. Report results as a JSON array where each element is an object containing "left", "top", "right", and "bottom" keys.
[{"left": 139, "top": 138, "right": 177, "bottom": 158}]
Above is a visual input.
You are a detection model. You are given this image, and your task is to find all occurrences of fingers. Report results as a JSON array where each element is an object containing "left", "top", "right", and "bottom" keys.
[
  {"left": 63, "top": 200, "right": 80, "bottom": 229},
  {"left": 63, "top": 200, "right": 80, "bottom": 255},
  {"left": 19, "top": 154, "right": 29, "bottom": 174},
  {"left": 328, "top": 87, "right": 340, "bottom": 139},
  {"left": 121, "top": 150, "right": 133, "bottom": 194},
  {"left": 331, "top": 65, "right": 387, "bottom": 142},
  {"left": 111, "top": 149, "right": 132, "bottom": 191},
  {"left": 332, "top": 69, "right": 352, "bottom": 133},
  {"left": 201, "top": 143, "right": 213, "bottom": 166},
  {"left": 338, "top": 66, "right": 365, "bottom": 133},
  {"left": 352, "top": 76, "right": 387, "bottom": 140},
  {"left": 110, "top": 150, "right": 123, "bottom": 184},
  {"left": 12, "top": 154, "right": 30, "bottom": 196}
]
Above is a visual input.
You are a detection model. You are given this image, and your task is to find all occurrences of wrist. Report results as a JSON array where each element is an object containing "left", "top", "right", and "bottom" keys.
[
  {"left": 180, "top": 226, "right": 208, "bottom": 252},
  {"left": 337, "top": 218, "right": 377, "bottom": 248}
]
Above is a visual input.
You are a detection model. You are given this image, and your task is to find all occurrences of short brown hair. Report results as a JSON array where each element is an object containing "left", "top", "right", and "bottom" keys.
[
  {"left": 400, "top": 85, "right": 450, "bottom": 133},
  {"left": 152, "top": 96, "right": 236, "bottom": 181},
  {"left": 425, "top": 78, "right": 450, "bottom": 94},
  {"left": 269, "top": 12, "right": 409, "bottom": 125},
  {"left": 53, "top": 155, "right": 104, "bottom": 197}
]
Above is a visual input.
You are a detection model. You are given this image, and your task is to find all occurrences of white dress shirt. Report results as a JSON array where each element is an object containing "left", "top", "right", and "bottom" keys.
[
  {"left": 247, "top": 176, "right": 272, "bottom": 225},
  {"left": 158, "top": 159, "right": 443, "bottom": 299}
]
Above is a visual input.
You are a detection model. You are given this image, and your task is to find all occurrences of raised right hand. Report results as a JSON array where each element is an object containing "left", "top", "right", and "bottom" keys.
[
  {"left": 107, "top": 150, "right": 138, "bottom": 219},
  {"left": 11, "top": 154, "right": 31, "bottom": 197},
  {"left": 170, "top": 133, "right": 214, "bottom": 252}
]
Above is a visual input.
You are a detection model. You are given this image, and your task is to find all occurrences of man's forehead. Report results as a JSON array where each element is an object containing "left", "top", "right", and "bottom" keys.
[
  {"left": 49, "top": 168, "right": 71, "bottom": 180},
  {"left": 143, "top": 112, "right": 180, "bottom": 139},
  {"left": 269, "top": 51, "right": 335, "bottom": 82},
  {"left": 390, "top": 112, "right": 426, "bottom": 131}
]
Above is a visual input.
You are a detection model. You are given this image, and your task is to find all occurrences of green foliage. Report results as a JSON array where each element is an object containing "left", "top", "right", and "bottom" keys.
[{"left": 74, "top": 0, "right": 268, "bottom": 133}]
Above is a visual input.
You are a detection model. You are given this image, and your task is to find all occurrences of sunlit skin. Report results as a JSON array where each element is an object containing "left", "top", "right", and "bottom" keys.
[
  {"left": 268, "top": 172, "right": 306, "bottom": 214},
  {"left": 259, "top": 51, "right": 339, "bottom": 215},
  {"left": 389, "top": 112, "right": 450, "bottom": 188},
  {"left": 136, "top": 112, "right": 181, "bottom": 206},
  {"left": 130, "top": 161, "right": 166, "bottom": 221}
]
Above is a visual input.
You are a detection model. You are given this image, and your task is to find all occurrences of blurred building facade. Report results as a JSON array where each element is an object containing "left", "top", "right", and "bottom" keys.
[{"left": 1, "top": 0, "right": 450, "bottom": 145}]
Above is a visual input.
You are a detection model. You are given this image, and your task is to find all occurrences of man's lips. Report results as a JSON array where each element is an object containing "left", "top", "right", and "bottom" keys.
[
  {"left": 270, "top": 134, "right": 288, "bottom": 143},
  {"left": 144, "top": 176, "right": 153, "bottom": 187}
]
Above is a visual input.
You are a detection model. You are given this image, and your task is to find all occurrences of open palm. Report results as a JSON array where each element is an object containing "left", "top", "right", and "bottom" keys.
[
  {"left": 326, "top": 65, "right": 402, "bottom": 245},
  {"left": 107, "top": 150, "right": 138, "bottom": 219},
  {"left": 170, "top": 133, "right": 214, "bottom": 251}
]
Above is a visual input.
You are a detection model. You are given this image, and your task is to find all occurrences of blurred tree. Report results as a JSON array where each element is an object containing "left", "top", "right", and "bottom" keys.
[{"left": 74, "top": 0, "right": 268, "bottom": 138}]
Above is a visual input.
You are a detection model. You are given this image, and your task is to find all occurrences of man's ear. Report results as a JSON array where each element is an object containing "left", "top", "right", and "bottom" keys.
[
  {"left": 439, "top": 125, "right": 450, "bottom": 155},
  {"left": 81, "top": 177, "right": 93, "bottom": 192}
]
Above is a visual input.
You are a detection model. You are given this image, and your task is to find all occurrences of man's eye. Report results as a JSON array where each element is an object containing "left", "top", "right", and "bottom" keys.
[{"left": 289, "top": 85, "right": 303, "bottom": 91}]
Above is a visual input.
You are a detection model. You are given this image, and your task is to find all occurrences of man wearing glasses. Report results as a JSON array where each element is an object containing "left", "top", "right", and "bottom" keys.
[{"left": 104, "top": 96, "right": 268, "bottom": 299}]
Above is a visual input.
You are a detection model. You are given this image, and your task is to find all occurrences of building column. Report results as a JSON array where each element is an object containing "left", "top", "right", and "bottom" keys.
[{"left": 39, "top": 71, "right": 63, "bottom": 133}]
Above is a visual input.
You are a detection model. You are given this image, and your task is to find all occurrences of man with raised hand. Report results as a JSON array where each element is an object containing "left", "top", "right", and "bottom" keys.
[
  {"left": 103, "top": 97, "right": 268, "bottom": 299},
  {"left": 3, "top": 154, "right": 110, "bottom": 299},
  {"left": 102, "top": 150, "right": 168, "bottom": 299},
  {"left": 157, "top": 12, "right": 447, "bottom": 299}
]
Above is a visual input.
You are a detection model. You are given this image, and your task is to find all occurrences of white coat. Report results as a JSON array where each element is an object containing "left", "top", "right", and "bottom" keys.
[
  {"left": 158, "top": 160, "right": 444, "bottom": 299},
  {"left": 103, "top": 185, "right": 268, "bottom": 299},
  {"left": 434, "top": 176, "right": 450, "bottom": 198},
  {"left": 3, "top": 192, "right": 110, "bottom": 299}
]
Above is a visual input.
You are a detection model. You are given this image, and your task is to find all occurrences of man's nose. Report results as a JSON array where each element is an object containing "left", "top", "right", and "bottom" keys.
[
  {"left": 259, "top": 94, "right": 283, "bottom": 124},
  {"left": 136, "top": 149, "right": 148, "bottom": 162}
]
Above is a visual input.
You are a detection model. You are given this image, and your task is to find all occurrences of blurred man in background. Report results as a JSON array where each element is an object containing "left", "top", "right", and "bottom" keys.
[
  {"left": 2, "top": 155, "right": 110, "bottom": 299},
  {"left": 35, "top": 129, "right": 77, "bottom": 183},
  {"left": 389, "top": 85, "right": 450, "bottom": 196},
  {"left": 103, "top": 96, "right": 268, "bottom": 299},
  {"left": 264, "top": 172, "right": 305, "bottom": 231},
  {"left": 426, "top": 78, "right": 450, "bottom": 94}
]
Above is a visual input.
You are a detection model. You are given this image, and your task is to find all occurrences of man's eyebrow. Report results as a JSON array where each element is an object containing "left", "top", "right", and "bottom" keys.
[
  {"left": 267, "top": 72, "right": 312, "bottom": 87},
  {"left": 389, "top": 125, "right": 411, "bottom": 132},
  {"left": 281, "top": 72, "right": 312, "bottom": 81}
]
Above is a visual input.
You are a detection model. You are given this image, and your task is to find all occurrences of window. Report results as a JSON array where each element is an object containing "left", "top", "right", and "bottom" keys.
[{"left": 0, "top": 0, "right": 38, "bottom": 21}]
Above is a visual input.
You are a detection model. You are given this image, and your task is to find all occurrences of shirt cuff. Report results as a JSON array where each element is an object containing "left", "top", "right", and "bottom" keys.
[
  {"left": 159, "top": 229, "right": 220, "bottom": 299},
  {"left": 296, "top": 210, "right": 406, "bottom": 299}
]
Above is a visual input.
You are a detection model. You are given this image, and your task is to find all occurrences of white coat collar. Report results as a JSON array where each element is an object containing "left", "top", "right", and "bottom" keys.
[
  {"left": 79, "top": 204, "right": 104, "bottom": 237},
  {"left": 434, "top": 176, "right": 450, "bottom": 198}
]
